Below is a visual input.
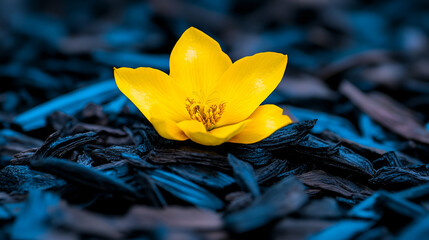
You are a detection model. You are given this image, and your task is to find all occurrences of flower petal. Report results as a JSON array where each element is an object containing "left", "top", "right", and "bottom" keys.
[
  {"left": 170, "top": 27, "right": 232, "bottom": 98},
  {"left": 228, "top": 104, "right": 292, "bottom": 144},
  {"left": 151, "top": 117, "right": 188, "bottom": 141},
  {"left": 177, "top": 120, "right": 248, "bottom": 146},
  {"left": 114, "top": 67, "right": 188, "bottom": 122},
  {"left": 214, "top": 52, "right": 288, "bottom": 126}
]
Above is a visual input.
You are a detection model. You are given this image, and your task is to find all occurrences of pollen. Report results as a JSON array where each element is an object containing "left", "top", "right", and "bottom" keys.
[{"left": 186, "top": 98, "right": 225, "bottom": 130}]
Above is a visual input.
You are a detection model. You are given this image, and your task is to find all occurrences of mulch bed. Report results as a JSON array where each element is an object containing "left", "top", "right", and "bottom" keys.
[{"left": 1, "top": 0, "right": 429, "bottom": 239}]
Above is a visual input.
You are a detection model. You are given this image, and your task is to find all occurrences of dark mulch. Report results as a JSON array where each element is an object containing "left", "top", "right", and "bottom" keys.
[{"left": 1, "top": 0, "right": 429, "bottom": 239}]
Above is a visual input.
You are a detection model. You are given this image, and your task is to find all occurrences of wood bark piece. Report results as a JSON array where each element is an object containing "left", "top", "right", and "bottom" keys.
[
  {"left": 297, "top": 170, "right": 373, "bottom": 200},
  {"left": 340, "top": 81, "right": 429, "bottom": 145},
  {"left": 225, "top": 176, "right": 308, "bottom": 233}
]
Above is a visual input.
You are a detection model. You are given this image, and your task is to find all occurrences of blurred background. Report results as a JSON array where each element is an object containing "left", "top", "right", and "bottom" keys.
[{"left": 1, "top": 0, "right": 429, "bottom": 154}]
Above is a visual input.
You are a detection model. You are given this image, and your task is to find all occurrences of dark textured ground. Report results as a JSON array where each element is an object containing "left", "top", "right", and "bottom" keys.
[{"left": 1, "top": 0, "right": 429, "bottom": 239}]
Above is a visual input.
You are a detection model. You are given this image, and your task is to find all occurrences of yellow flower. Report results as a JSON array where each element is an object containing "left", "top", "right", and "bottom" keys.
[{"left": 114, "top": 27, "right": 292, "bottom": 146}]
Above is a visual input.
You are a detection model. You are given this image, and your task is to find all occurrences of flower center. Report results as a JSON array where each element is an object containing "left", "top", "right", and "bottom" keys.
[{"left": 185, "top": 98, "right": 225, "bottom": 130}]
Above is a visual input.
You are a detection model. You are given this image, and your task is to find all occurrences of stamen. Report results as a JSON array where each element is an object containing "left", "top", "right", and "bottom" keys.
[{"left": 186, "top": 98, "right": 225, "bottom": 130}]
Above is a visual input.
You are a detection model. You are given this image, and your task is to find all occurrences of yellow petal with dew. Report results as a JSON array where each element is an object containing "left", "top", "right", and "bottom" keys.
[
  {"left": 114, "top": 67, "right": 188, "bottom": 122},
  {"left": 214, "top": 52, "right": 288, "bottom": 126},
  {"left": 228, "top": 104, "right": 292, "bottom": 144},
  {"left": 177, "top": 120, "right": 248, "bottom": 146},
  {"left": 170, "top": 27, "right": 232, "bottom": 99}
]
